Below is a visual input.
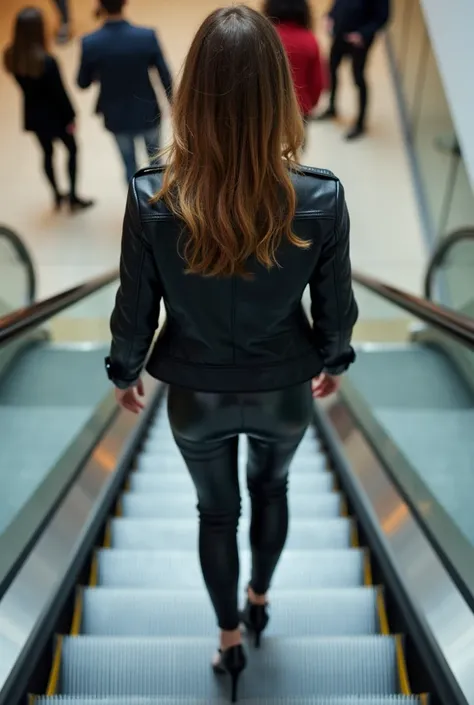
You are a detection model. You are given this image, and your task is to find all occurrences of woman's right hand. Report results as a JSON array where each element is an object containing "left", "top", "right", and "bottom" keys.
[
  {"left": 115, "top": 379, "right": 145, "bottom": 414},
  {"left": 312, "top": 373, "right": 341, "bottom": 399}
]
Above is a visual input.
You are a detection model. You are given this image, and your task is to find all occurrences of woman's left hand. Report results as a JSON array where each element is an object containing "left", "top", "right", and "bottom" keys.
[{"left": 115, "top": 379, "right": 145, "bottom": 414}]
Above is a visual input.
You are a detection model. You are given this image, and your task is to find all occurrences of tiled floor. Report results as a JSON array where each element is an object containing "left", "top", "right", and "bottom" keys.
[{"left": 0, "top": 0, "right": 426, "bottom": 314}]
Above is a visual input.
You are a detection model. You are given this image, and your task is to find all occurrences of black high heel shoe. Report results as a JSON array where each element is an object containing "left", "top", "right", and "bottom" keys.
[
  {"left": 212, "top": 644, "right": 247, "bottom": 703},
  {"left": 69, "top": 195, "right": 95, "bottom": 213},
  {"left": 240, "top": 594, "right": 269, "bottom": 648}
]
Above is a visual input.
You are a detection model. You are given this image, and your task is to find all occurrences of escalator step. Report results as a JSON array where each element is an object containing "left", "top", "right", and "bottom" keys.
[
  {"left": 96, "top": 549, "right": 365, "bottom": 589},
  {"left": 57, "top": 636, "right": 399, "bottom": 697},
  {"left": 129, "top": 470, "right": 334, "bottom": 493},
  {"left": 110, "top": 517, "right": 353, "bottom": 550},
  {"left": 120, "top": 492, "right": 342, "bottom": 519},
  {"left": 81, "top": 587, "right": 379, "bottom": 636},
  {"left": 136, "top": 451, "right": 328, "bottom": 473},
  {"left": 36, "top": 697, "right": 423, "bottom": 704}
]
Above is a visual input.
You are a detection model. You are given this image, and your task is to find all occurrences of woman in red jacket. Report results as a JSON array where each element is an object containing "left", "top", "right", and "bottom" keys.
[{"left": 264, "top": 0, "right": 324, "bottom": 130}]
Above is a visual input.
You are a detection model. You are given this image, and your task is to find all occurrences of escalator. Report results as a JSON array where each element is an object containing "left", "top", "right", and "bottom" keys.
[
  {"left": 36, "top": 410, "right": 419, "bottom": 703},
  {"left": 0, "top": 254, "right": 474, "bottom": 705}
]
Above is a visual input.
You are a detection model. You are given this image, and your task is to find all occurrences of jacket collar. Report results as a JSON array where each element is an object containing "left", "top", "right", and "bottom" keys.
[{"left": 103, "top": 18, "right": 129, "bottom": 28}]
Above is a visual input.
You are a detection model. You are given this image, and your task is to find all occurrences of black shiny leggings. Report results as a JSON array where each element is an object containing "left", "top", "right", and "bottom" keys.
[
  {"left": 35, "top": 131, "right": 77, "bottom": 199},
  {"left": 168, "top": 383, "right": 312, "bottom": 631}
]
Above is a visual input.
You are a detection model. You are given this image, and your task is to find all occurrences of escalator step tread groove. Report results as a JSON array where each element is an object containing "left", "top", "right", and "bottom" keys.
[
  {"left": 129, "top": 471, "right": 334, "bottom": 492},
  {"left": 81, "top": 587, "right": 379, "bottom": 636},
  {"left": 109, "top": 516, "right": 353, "bottom": 550},
  {"left": 35, "top": 697, "right": 423, "bottom": 704},
  {"left": 58, "top": 636, "right": 399, "bottom": 697},
  {"left": 119, "top": 491, "right": 342, "bottom": 519},
  {"left": 96, "top": 549, "right": 365, "bottom": 589}
]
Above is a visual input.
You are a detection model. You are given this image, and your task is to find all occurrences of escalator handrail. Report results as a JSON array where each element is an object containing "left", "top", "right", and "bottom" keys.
[
  {"left": 0, "top": 267, "right": 119, "bottom": 346},
  {"left": 353, "top": 269, "right": 474, "bottom": 349},
  {"left": 0, "top": 225, "right": 37, "bottom": 305},
  {"left": 423, "top": 228, "right": 474, "bottom": 300},
  {"left": 1, "top": 263, "right": 473, "bottom": 351}
]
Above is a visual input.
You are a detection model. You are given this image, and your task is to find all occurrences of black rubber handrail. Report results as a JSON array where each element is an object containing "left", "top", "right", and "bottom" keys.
[
  {"left": 353, "top": 270, "right": 474, "bottom": 350},
  {"left": 1, "top": 264, "right": 473, "bottom": 353},
  {"left": 0, "top": 225, "right": 36, "bottom": 304},
  {"left": 0, "top": 268, "right": 119, "bottom": 345},
  {"left": 424, "top": 228, "right": 474, "bottom": 300}
]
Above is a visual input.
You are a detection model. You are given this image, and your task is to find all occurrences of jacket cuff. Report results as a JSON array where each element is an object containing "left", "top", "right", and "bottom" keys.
[
  {"left": 104, "top": 357, "right": 138, "bottom": 390},
  {"left": 323, "top": 347, "right": 356, "bottom": 376}
]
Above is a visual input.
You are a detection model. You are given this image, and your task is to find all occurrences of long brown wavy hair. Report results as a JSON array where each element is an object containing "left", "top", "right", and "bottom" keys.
[
  {"left": 154, "top": 5, "right": 308, "bottom": 277},
  {"left": 4, "top": 7, "right": 47, "bottom": 79}
]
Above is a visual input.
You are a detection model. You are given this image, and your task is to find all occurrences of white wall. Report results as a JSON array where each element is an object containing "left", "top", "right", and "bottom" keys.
[{"left": 421, "top": 0, "right": 474, "bottom": 190}]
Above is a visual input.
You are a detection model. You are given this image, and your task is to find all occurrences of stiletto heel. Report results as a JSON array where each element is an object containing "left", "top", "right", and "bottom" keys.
[
  {"left": 54, "top": 193, "right": 66, "bottom": 211},
  {"left": 212, "top": 644, "right": 246, "bottom": 703},
  {"left": 240, "top": 589, "right": 269, "bottom": 648},
  {"left": 230, "top": 671, "right": 240, "bottom": 703}
]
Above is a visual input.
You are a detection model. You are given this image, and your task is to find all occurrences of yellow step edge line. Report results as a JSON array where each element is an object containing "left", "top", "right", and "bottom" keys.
[
  {"left": 331, "top": 472, "right": 339, "bottom": 491},
  {"left": 350, "top": 519, "right": 359, "bottom": 548},
  {"left": 376, "top": 587, "right": 390, "bottom": 635},
  {"left": 46, "top": 635, "right": 63, "bottom": 695},
  {"left": 89, "top": 551, "right": 98, "bottom": 587},
  {"left": 395, "top": 633, "right": 412, "bottom": 696},
  {"left": 363, "top": 549, "right": 373, "bottom": 586},
  {"left": 115, "top": 496, "right": 123, "bottom": 517},
  {"left": 103, "top": 519, "right": 112, "bottom": 548},
  {"left": 28, "top": 695, "right": 36, "bottom": 705},
  {"left": 340, "top": 495, "right": 348, "bottom": 517},
  {"left": 124, "top": 477, "right": 131, "bottom": 492},
  {"left": 70, "top": 588, "right": 83, "bottom": 636},
  {"left": 420, "top": 693, "right": 430, "bottom": 704}
]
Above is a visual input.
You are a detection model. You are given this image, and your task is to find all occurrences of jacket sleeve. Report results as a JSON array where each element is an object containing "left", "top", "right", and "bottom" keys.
[
  {"left": 77, "top": 39, "right": 94, "bottom": 89},
  {"left": 48, "top": 56, "right": 75, "bottom": 124},
  {"left": 309, "top": 180, "right": 358, "bottom": 375},
  {"left": 359, "top": 0, "right": 390, "bottom": 42},
  {"left": 109, "top": 180, "right": 163, "bottom": 389},
  {"left": 150, "top": 32, "right": 173, "bottom": 102}
]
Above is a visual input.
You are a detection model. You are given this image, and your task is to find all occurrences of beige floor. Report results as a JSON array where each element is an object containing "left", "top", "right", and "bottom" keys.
[{"left": 0, "top": 0, "right": 426, "bottom": 324}]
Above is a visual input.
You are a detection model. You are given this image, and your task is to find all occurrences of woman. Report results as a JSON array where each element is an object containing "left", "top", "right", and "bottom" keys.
[
  {"left": 4, "top": 7, "right": 93, "bottom": 212},
  {"left": 264, "top": 0, "right": 325, "bottom": 124},
  {"left": 106, "top": 5, "right": 357, "bottom": 702}
]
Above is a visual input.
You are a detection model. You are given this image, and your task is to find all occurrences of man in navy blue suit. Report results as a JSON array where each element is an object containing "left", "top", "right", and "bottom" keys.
[{"left": 77, "top": 0, "right": 173, "bottom": 183}]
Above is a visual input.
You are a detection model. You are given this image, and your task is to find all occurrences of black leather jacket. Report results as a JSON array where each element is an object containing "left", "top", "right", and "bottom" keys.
[{"left": 108, "top": 165, "right": 358, "bottom": 392}]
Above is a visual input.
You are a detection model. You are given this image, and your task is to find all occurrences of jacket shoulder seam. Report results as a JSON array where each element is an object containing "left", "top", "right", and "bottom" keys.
[
  {"left": 134, "top": 165, "right": 166, "bottom": 179},
  {"left": 297, "top": 165, "right": 339, "bottom": 181}
]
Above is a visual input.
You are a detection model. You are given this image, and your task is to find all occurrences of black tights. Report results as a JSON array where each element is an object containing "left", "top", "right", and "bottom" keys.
[
  {"left": 168, "top": 383, "right": 312, "bottom": 631},
  {"left": 329, "top": 36, "right": 371, "bottom": 129},
  {"left": 35, "top": 131, "right": 77, "bottom": 200}
]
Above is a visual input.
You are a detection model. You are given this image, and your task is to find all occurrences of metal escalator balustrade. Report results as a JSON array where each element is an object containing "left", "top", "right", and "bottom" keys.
[
  {"left": 0, "top": 269, "right": 119, "bottom": 598},
  {"left": 34, "top": 403, "right": 425, "bottom": 704}
]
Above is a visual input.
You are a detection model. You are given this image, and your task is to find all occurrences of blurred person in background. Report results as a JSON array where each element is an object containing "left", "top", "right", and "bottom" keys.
[
  {"left": 264, "top": 0, "right": 324, "bottom": 140},
  {"left": 77, "top": 0, "right": 173, "bottom": 184},
  {"left": 4, "top": 7, "right": 94, "bottom": 212},
  {"left": 106, "top": 6, "right": 357, "bottom": 701},
  {"left": 318, "top": 0, "right": 390, "bottom": 140},
  {"left": 51, "top": 0, "right": 70, "bottom": 44}
]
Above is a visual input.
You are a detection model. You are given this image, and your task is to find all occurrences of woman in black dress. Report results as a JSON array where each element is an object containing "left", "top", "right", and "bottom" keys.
[{"left": 4, "top": 7, "right": 93, "bottom": 212}]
